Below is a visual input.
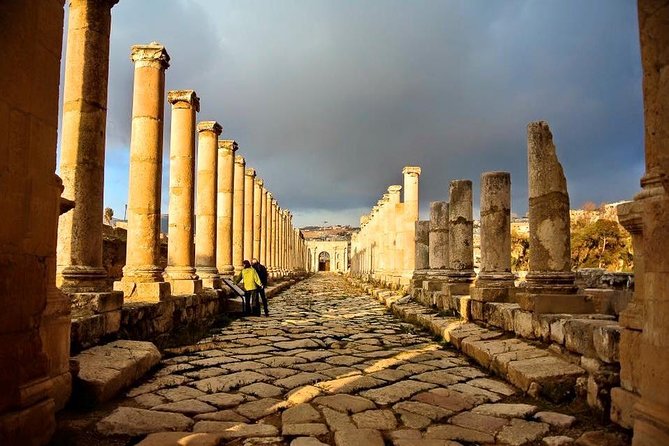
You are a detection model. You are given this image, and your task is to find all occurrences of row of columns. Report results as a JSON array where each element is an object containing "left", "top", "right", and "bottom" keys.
[
  {"left": 55, "top": 32, "right": 307, "bottom": 301},
  {"left": 350, "top": 166, "right": 421, "bottom": 288}
]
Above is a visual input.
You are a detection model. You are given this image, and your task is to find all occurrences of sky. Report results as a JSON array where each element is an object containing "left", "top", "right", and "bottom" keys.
[{"left": 59, "top": 0, "right": 644, "bottom": 227}]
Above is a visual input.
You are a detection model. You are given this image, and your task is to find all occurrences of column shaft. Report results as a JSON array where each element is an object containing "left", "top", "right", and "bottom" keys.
[
  {"left": 243, "top": 169, "right": 256, "bottom": 261},
  {"left": 253, "top": 179, "right": 263, "bottom": 259},
  {"left": 260, "top": 187, "right": 268, "bottom": 264},
  {"left": 232, "top": 156, "right": 246, "bottom": 273},
  {"left": 447, "top": 180, "right": 475, "bottom": 294},
  {"left": 216, "top": 140, "right": 237, "bottom": 276}
]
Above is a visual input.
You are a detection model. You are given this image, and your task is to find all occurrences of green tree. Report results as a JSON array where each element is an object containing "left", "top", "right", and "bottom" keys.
[{"left": 571, "top": 219, "right": 633, "bottom": 271}]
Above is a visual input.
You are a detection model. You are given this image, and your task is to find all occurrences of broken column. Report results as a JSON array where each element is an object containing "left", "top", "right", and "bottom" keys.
[
  {"left": 243, "top": 168, "right": 256, "bottom": 261},
  {"left": 518, "top": 121, "right": 592, "bottom": 313},
  {"left": 472, "top": 171, "right": 515, "bottom": 302},
  {"left": 195, "top": 122, "right": 222, "bottom": 289},
  {"left": 114, "top": 42, "right": 170, "bottom": 301},
  {"left": 232, "top": 155, "right": 246, "bottom": 273},
  {"left": 446, "top": 180, "right": 475, "bottom": 296},
  {"left": 426, "top": 201, "right": 449, "bottom": 291},
  {"left": 216, "top": 140, "right": 237, "bottom": 278},
  {"left": 57, "top": 0, "right": 119, "bottom": 291},
  {"left": 164, "top": 90, "right": 201, "bottom": 295},
  {"left": 411, "top": 220, "right": 430, "bottom": 291}
]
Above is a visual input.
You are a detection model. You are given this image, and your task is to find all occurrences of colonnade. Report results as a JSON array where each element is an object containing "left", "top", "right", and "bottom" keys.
[
  {"left": 52, "top": 14, "right": 306, "bottom": 302},
  {"left": 350, "top": 166, "right": 421, "bottom": 288}
]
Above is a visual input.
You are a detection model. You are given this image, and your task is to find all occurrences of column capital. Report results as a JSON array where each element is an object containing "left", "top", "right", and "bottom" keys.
[
  {"left": 130, "top": 42, "right": 170, "bottom": 69},
  {"left": 255, "top": 178, "right": 264, "bottom": 187},
  {"left": 168, "top": 90, "right": 200, "bottom": 111},
  {"left": 267, "top": 192, "right": 273, "bottom": 200},
  {"left": 234, "top": 155, "right": 245, "bottom": 166},
  {"left": 218, "top": 139, "right": 238, "bottom": 153},
  {"left": 245, "top": 168, "right": 256, "bottom": 177},
  {"left": 388, "top": 185, "right": 402, "bottom": 193},
  {"left": 197, "top": 120, "right": 222, "bottom": 135},
  {"left": 271, "top": 198, "right": 277, "bottom": 206},
  {"left": 402, "top": 166, "right": 422, "bottom": 176}
]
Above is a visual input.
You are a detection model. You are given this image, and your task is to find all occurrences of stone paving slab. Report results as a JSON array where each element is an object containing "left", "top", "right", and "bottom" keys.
[{"left": 63, "top": 274, "right": 628, "bottom": 445}]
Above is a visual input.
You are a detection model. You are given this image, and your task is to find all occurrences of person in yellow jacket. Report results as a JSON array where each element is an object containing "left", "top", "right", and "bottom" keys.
[{"left": 234, "top": 260, "right": 263, "bottom": 315}]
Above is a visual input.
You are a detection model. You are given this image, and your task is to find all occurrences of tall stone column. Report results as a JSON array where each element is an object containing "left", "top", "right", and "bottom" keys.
[
  {"left": 114, "top": 42, "right": 170, "bottom": 301},
  {"left": 260, "top": 187, "right": 268, "bottom": 264},
  {"left": 232, "top": 155, "right": 246, "bottom": 273},
  {"left": 195, "top": 122, "right": 222, "bottom": 289},
  {"left": 627, "top": 4, "right": 669, "bottom": 444},
  {"left": 266, "top": 192, "right": 274, "bottom": 271},
  {"left": 271, "top": 199, "right": 279, "bottom": 276},
  {"left": 411, "top": 220, "right": 430, "bottom": 291},
  {"left": 388, "top": 186, "right": 402, "bottom": 285},
  {"left": 216, "top": 140, "right": 237, "bottom": 277},
  {"left": 446, "top": 180, "right": 475, "bottom": 295},
  {"left": 518, "top": 122, "right": 592, "bottom": 313},
  {"left": 428, "top": 201, "right": 449, "bottom": 278},
  {"left": 472, "top": 171, "right": 515, "bottom": 303},
  {"left": 164, "top": 90, "right": 201, "bottom": 295},
  {"left": 401, "top": 167, "right": 421, "bottom": 285},
  {"left": 253, "top": 178, "right": 263, "bottom": 259},
  {"left": 57, "top": 0, "right": 119, "bottom": 291},
  {"left": 243, "top": 168, "right": 256, "bottom": 261}
]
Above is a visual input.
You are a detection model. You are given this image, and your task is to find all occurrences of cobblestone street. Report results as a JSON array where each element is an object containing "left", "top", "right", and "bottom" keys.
[{"left": 61, "top": 274, "right": 627, "bottom": 446}]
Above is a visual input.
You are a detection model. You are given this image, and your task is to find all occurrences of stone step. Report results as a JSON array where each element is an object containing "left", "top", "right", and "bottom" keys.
[
  {"left": 356, "top": 279, "right": 586, "bottom": 403},
  {"left": 71, "top": 340, "right": 161, "bottom": 407}
]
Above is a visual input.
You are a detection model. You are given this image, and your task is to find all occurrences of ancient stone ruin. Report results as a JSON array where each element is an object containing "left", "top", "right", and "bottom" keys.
[{"left": 0, "top": 1, "right": 668, "bottom": 445}]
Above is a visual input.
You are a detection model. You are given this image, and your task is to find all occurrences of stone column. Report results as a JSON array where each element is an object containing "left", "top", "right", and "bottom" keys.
[
  {"left": 266, "top": 192, "right": 274, "bottom": 272},
  {"left": 195, "top": 122, "right": 222, "bottom": 289},
  {"left": 519, "top": 122, "right": 592, "bottom": 313},
  {"left": 627, "top": 4, "right": 669, "bottom": 444},
  {"left": 114, "top": 42, "right": 170, "bottom": 301},
  {"left": 428, "top": 201, "right": 449, "bottom": 280},
  {"left": 243, "top": 168, "right": 256, "bottom": 261},
  {"left": 57, "top": 0, "right": 119, "bottom": 291},
  {"left": 411, "top": 220, "right": 430, "bottom": 291},
  {"left": 271, "top": 199, "right": 279, "bottom": 276},
  {"left": 472, "top": 171, "right": 515, "bottom": 302},
  {"left": 388, "top": 186, "right": 402, "bottom": 285},
  {"left": 216, "top": 140, "right": 237, "bottom": 277},
  {"left": 446, "top": 180, "right": 475, "bottom": 295},
  {"left": 260, "top": 187, "right": 268, "bottom": 264},
  {"left": 401, "top": 166, "right": 421, "bottom": 284},
  {"left": 253, "top": 178, "right": 263, "bottom": 259},
  {"left": 232, "top": 155, "right": 246, "bottom": 274},
  {"left": 164, "top": 90, "right": 201, "bottom": 295}
]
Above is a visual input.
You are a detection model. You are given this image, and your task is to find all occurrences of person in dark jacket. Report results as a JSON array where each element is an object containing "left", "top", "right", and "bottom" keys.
[{"left": 251, "top": 258, "right": 269, "bottom": 316}]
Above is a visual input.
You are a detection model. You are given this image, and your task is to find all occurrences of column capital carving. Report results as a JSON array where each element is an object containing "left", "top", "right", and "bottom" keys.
[
  {"left": 234, "top": 155, "right": 245, "bottom": 165},
  {"left": 130, "top": 42, "right": 170, "bottom": 69},
  {"left": 245, "top": 168, "right": 256, "bottom": 177},
  {"left": 218, "top": 139, "right": 238, "bottom": 153},
  {"left": 255, "top": 178, "right": 264, "bottom": 187},
  {"left": 197, "top": 120, "right": 222, "bottom": 135},
  {"left": 267, "top": 192, "right": 273, "bottom": 199},
  {"left": 402, "top": 166, "right": 422, "bottom": 176},
  {"left": 167, "top": 90, "right": 200, "bottom": 111},
  {"left": 388, "top": 185, "right": 402, "bottom": 193}
]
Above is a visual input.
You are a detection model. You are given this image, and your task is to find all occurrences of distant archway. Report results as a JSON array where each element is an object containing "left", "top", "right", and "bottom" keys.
[{"left": 318, "top": 251, "right": 331, "bottom": 271}]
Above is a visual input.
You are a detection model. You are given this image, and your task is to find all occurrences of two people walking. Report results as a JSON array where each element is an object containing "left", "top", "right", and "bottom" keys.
[{"left": 234, "top": 258, "right": 269, "bottom": 317}]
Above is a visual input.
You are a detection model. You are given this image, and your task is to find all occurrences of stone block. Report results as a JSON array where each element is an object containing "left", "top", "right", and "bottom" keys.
[
  {"left": 445, "top": 282, "right": 472, "bottom": 296},
  {"left": 103, "top": 310, "right": 121, "bottom": 334},
  {"left": 610, "top": 386, "right": 639, "bottom": 429},
  {"left": 484, "top": 303, "right": 518, "bottom": 332},
  {"left": 470, "top": 286, "right": 513, "bottom": 303},
  {"left": 114, "top": 280, "right": 172, "bottom": 302},
  {"left": 513, "top": 310, "right": 536, "bottom": 339},
  {"left": 506, "top": 355, "right": 585, "bottom": 402},
  {"left": 71, "top": 291, "right": 124, "bottom": 314},
  {"left": 548, "top": 315, "right": 573, "bottom": 345},
  {"left": 619, "top": 328, "right": 641, "bottom": 393},
  {"left": 470, "top": 299, "right": 484, "bottom": 321},
  {"left": 170, "top": 279, "right": 203, "bottom": 296},
  {"left": 592, "top": 324, "right": 621, "bottom": 363},
  {"left": 516, "top": 292, "right": 595, "bottom": 314},
  {"left": 72, "top": 340, "right": 161, "bottom": 406},
  {"left": 564, "top": 319, "right": 616, "bottom": 358}
]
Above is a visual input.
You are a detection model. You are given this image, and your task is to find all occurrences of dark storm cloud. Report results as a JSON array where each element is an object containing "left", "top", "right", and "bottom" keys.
[{"left": 85, "top": 0, "right": 643, "bottom": 226}]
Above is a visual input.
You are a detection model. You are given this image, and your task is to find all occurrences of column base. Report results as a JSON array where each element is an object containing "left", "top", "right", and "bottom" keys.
[
  {"left": 201, "top": 277, "right": 222, "bottom": 289},
  {"left": 196, "top": 267, "right": 222, "bottom": 289},
  {"left": 0, "top": 396, "right": 55, "bottom": 446},
  {"left": 57, "top": 265, "right": 109, "bottom": 292},
  {"left": 633, "top": 400, "right": 669, "bottom": 446},
  {"left": 471, "top": 285, "right": 516, "bottom": 303},
  {"left": 515, "top": 291, "right": 595, "bottom": 314},
  {"left": 168, "top": 279, "right": 203, "bottom": 296},
  {"left": 113, "top": 280, "right": 171, "bottom": 302},
  {"left": 446, "top": 270, "right": 475, "bottom": 296}
]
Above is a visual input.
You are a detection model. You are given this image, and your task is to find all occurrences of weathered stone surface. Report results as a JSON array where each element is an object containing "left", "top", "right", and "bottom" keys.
[
  {"left": 275, "top": 372, "right": 327, "bottom": 389},
  {"left": 449, "top": 411, "right": 508, "bottom": 433},
  {"left": 236, "top": 398, "right": 287, "bottom": 420},
  {"left": 96, "top": 407, "right": 193, "bottom": 436},
  {"left": 152, "top": 399, "right": 217, "bottom": 415},
  {"left": 472, "top": 403, "right": 537, "bottom": 418},
  {"left": 192, "top": 371, "right": 270, "bottom": 393},
  {"left": 291, "top": 438, "right": 329, "bottom": 446},
  {"left": 505, "top": 355, "right": 584, "bottom": 401},
  {"left": 322, "top": 407, "right": 356, "bottom": 431},
  {"left": 239, "top": 382, "right": 283, "bottom": 398},
  {"left": 534, "top": 411, "right": 576, "bottom": 428},
  {"left": 194, "top": 410, "right": 249, "bottom": 422},
  {"left": 198, "top": 392, "right": 245, "bottom": 408},
  {"left": 352, "top": 409, "right": 398, "bottom": 430},
  {"left": 412, "top": 388, "right": 481, "bottom": 412},
  {"left": 193, "top": 422, "right": 279, "bottom": 438},
  {"left": 314, "top": 394, "right": 376, "bottom": 413},
  {"left": 574, "top": 430, "right": 628, "bottom": 446},
  {"left": 334, "top": 428, "right": 385, "bottom": 446},
  {"left": 282, "top": 403, "right": 321, "bottom": 424},
  {"left": 543, "top": 436, "right": 575, "bottom": 446},
  {"left": 135, "top": 432, "right": 223, "bottom": 446},
  {"left": 282, "top": 423, "right": 329, "bottom": 436},
  {"left": 496, "top": 419, "right": 550, "bottom": 446},
  {"left": 360, "top": 380, "right": 435, "bottom": 405},
  {"left": 74, "top": 340, "right": 161, "bottom": 404},
  {"left": 425, "top": 424, "right": 494, "bottom": 443},
  {"left": 157, "top": 386, "right": 206, "bottom": 402},
  {"left": 393, "top": 401, "right": 452, "bottom": 420}
]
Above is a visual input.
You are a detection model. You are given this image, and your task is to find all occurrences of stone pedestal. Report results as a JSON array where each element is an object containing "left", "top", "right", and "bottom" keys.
[
  {"left": 472, "top": 171, "right": 515, "bottom": 303},
  {"left": 517, "top": 121, "right": 592, "bottom": 313},
  {"left": 446, "top": 180, "right": 475, "bottom": 296},
  {"left": 114, "top": 42, "right": 171, "bottom": 301},
  {"left": 232, "top": 155, "right": 246, "bottom": 274},
  {"left": 57, "top": 0, "right": 119, "bottom": 292},
  {"left": 195, "top": 122, "right": 223, "bottom": 289},
  {"left": 164, "top": 90, "right": 202, "bottom": 295},
  {"left": 215, "top": 140, "right": 237, "bottom": 278}
]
